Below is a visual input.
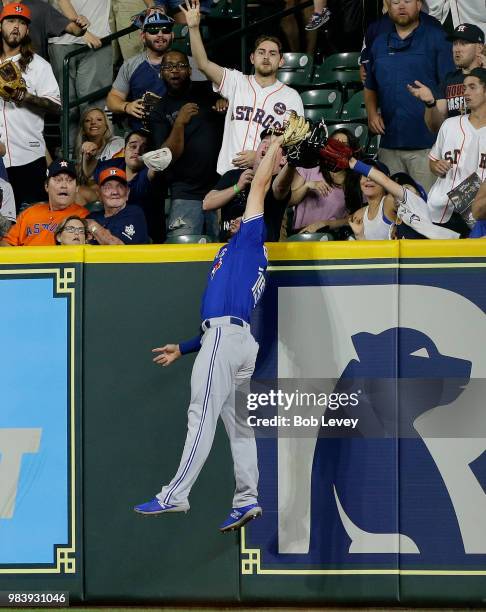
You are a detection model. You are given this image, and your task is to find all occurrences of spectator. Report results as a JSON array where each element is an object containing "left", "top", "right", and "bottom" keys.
[
  {"left": 202, "top": 130, "right": 294, "bottom": 241},
  {"left": 289, "top": 129, "right": 362, "bottom": 234},
  {"left": 87, "top": 167, "right": 149, "bottom": 245},
  {"left": 48, "top": 0, "right": 112, "bottom": 152},
  {"left": 364, "top": 0, "right": 455, "bottom": 192},
  {"left": 426, "top": 68, "right": 486, "bottom": 235},
  {"left": 407, "top": 24, "right": 485, "bottom": 133},
  {"left": 55, "top": 214, "right": 88, "bottom": 244},
  {"left": 421, "top": 0, "right": 486, "bottom": 40},
  {"left": 0, "top": 3, "right": 62, "bottom": 210},
  {"left": 75, "top": 107, "right": 124, "bottom": 184},
  {"left": 107, "top": 11, "right": 174, "bottom": 132},
  {"left": 0, "top": 0, "right": 96, "bottom": 59},
  {"left": 348, "top": 159, "right": 396, "bottom": 240},
  {"left": 305, "top": 0, "right": 331, "bottom": 31},
  {"left": 0, "top": 174, "right": 16, "bottom": 238},
  {"left": 151, "top": 49, "right": 223, "bottom": 238},
  {"left": 110, "top": 0, "right": 154, "bottom": 61},
  {"left": 182, "top": 0, "right": 304, "bottom": 175},
  {"left": 0, "top": 159, "right": 88, "bottom": 246}
]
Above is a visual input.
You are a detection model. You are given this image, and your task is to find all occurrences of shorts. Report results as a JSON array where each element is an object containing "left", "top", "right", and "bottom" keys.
[{"left": 154, "top": 0, "right": 213, "bottom": 14}]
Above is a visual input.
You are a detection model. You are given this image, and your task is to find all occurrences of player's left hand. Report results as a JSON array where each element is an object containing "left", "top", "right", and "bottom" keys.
[
  {"left": 152, "top": 344, "right": 182, "bottom": 367},
  {"left": 233, "top": 150, "right": 256, "bottom": 168}
]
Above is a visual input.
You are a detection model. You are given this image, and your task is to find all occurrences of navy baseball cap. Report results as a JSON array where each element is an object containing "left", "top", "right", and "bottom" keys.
[
  {"left": 143, "top": 11, "right": 174, "bottom": 31},
  {"left": 46, "top": 159, "right": 76, "bottom": 180},
  {"left": 447, "top": 24, "right": 485, "bottom": 44}
]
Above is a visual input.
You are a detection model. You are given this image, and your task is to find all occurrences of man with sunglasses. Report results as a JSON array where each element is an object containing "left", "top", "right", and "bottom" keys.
[
  {"left": 364, "top": 0, "right": 455, "bottom": 192},
  {"left": 151, "top": 49, "right": 223, "bottom": 237}
]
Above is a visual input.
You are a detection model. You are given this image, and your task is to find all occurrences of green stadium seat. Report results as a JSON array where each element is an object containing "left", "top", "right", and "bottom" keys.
[
  {"left": 312, "top": 52, "right": 361, "bottom": 89},
  {"left": 328, "top": 122, "right": 368, "bottom": 149},
  {"left": 172, "top": 24, "right": 208, "bottom": 53},
  {"left": 85, "top": 201, "right": 103, "bottom": 213},
  {"left": 301, "top": 89, "right": 342, "bottom": 122},
  {"left": 165, "top": 235, "right": 214, "bottom": 244},
  {"left": 340, "top": 90, "right": 367, "bottom": 122},
  {"left": 285, "top": 232, "right": 334, "bottom": 242},
  {"left": 366, "top": 134, "right": 381, "bottom": 157},
  {"left": 277, "top": 70, "right": 312, "bottom": 88},
  {"left": 281, "top": 53, "right": 313, "bottom": 78}
]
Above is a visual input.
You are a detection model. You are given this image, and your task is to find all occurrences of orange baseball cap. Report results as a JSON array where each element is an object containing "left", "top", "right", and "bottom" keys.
[
  {"left": 0, "top": 3, "right": 32, "bottom": 23},
  {"left": 98, "top": 167, "right": 128, "bottom": 186}
]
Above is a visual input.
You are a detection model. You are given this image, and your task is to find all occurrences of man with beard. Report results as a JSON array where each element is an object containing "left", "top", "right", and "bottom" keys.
[
  {"left": 0, "top": 159, "right": 88, "bottom": 246},
  {"left": 181, "top": 0, "right": 303, "bottom": 175},
  {"left": 150, "top": 49, "right": 223, "bottom": 237},
  {"left": 364, "top": 0, "right": 454, "bottom": 191},
  {"left": 407, "top": 23, "right": 485, "bottom": 132},
  {"left": 0, "top": 3, "right": 61, "bottom": 209}
]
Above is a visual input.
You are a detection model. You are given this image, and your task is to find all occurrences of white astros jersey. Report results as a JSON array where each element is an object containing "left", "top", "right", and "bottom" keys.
[
  {"left": 422, "top": 1, "right": 486, "bottom": 38},
  {"left": 215, "top": 68, "right": 304, "bottom": 175},
  {"left": 428, "top": 114, "right": 486, "bottom": 223}
]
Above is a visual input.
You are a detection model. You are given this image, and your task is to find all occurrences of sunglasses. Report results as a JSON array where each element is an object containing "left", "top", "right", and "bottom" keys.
[
  {"left": 144, "top": 25, "right": 172, "bottom": 35},
  {"left": 161, "top": 62, "right": 189, "bottom": 71}
]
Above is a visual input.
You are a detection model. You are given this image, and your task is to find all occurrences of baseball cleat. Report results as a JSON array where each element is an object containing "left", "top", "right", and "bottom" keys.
[
  {"left": 219, "top": 503, "right": 262, "bottom": 532},
  {"left": 134, "top": 498, "right": 189, "bottom": 515}
]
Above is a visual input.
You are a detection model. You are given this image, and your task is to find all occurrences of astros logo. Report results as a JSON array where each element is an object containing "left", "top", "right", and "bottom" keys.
[
  {"left": 274, "top": 102, "right": 286, "bottom": 116},
  {"left": 15, "top": 6, "right": 22, "bottom": 11},
  {"left": 110, "top": 169, "right": 117, "bottom": 175}
]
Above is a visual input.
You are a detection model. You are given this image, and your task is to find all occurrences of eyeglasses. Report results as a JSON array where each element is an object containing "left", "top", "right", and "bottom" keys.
[
  {"left": 63, "top": 226, "right": 86, "bottom": 235},
  {"left": 161, "top": 62, "right": 189, "bottom": 71},
  {"left": 144, "top": 26, "right": 172, "bottom": 35}
]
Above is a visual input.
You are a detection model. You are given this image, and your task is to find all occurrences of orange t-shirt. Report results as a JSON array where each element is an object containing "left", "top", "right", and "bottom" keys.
[{"left": 4, "top": 203, "right": 89, "bottom": 246}]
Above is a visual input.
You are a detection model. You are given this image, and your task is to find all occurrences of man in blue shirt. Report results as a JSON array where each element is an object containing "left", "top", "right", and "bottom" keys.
[
  {"left": 134, "top": 134, "right": 286, "bottom": 532},
  {"left": 364, "top": 0, "right": 455, "bottom": 192}
]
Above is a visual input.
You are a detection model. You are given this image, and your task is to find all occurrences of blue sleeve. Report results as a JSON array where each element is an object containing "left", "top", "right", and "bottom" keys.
[
  {"left": 434, "top": 31, "right": 455, "bottom": 83},
  {"left": 235, "top": 213, "right": 266, "bottom": 247},
  {"left": 179, "top": 334, "right": 202, "bottom": 355},
  {"left": 363, "top": 38, "right": 378, "bottom": 91},
  {"left": 469, "top": 221, "right": 486, "bottom": 239}
]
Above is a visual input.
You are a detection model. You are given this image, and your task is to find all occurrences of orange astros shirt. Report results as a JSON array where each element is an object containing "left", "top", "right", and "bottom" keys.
[{"left": 4, "top": 203, "right": 89, "bottom": 246}]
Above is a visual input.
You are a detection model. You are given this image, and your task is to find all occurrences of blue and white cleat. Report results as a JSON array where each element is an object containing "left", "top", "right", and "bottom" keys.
[
  {"left": 219, "top": 503, "right": 262, "bottom": 532},
  {"left": 134, "top": 498, "right": 189, "bottom": 515}
]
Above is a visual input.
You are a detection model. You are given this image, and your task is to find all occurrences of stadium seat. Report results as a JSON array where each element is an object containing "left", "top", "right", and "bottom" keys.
[
  {"left": 328, "top": 122, "right": 368, "bottom": 149},
  {"left": 366, "top": 134, "right": 381, "bottom": 158},
  {"left": 277, "top": 70, "right": 312, "bottom": 88},
  {"left": 280, "top": 53, "right": 313, "bottom": 78},
  {"left": 165, "top": 235, "right": 214, "bottom": 244},
  {"left": 286, "top": 232, "right": 334, "bottom": 242},
  {"left": 300, "top": 89, "right": 342, "bottom": 122},
  {"left": 172, "top": 24, "right": 209, "bottom": 53},
  {"left": 312, "top": 52, "right": 361, "bottom": 90},
  {"left": 85, "top": 201, "right": 104, "bottom": 213},
  {"left": 340, "top": 90, "right": 367, "bottom": 122}
]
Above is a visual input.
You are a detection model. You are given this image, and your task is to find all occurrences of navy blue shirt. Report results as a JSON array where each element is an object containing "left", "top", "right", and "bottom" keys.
[
  {"left": 365, "top": 17, "right": 455, "bottom": 149},
  {"left": 88, "top": 205, "right": 149, "bottom": 244},
  {"left": 200, "top": 213, "right": 268, "bottom": 323}
]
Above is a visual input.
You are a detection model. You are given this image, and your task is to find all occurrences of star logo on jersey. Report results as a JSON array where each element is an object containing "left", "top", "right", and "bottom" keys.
[{"left": 273, "top": 102, "right": 287, "bottom": 116}]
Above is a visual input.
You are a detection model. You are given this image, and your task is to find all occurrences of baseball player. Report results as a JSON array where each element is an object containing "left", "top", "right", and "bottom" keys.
[
  {"left": 427, "top": 68, "right": 486, "bottom": 230},
  {"left": 134, "top": 134, "right": 285, "bottom": 532},
  {"left": 181, "top": 0, "right": 304, "bottom": 176}
]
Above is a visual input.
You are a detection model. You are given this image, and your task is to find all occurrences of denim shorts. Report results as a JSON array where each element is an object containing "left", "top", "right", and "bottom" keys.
[{"left": 154, "top": 0, "right": 213, "bottom": 14}]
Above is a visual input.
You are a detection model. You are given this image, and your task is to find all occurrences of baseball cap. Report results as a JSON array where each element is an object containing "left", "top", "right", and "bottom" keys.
[
  {"left": 0, "top": 3, "right": 31, "bottom": 23},
  {"left": 98, "top": 167, "right": 128, "bottom": 186},
  {"left": 447, "top": 24, "right": 485, "bottom": 44},
  {"left": 467, "top": 67, "right": 486, "bottom": 87},
  {"left": 46, "top": 159, "right": 76, "bottom": 180},
  {"left": 143, "top": 11, "right": 174, "bottom": 31}
]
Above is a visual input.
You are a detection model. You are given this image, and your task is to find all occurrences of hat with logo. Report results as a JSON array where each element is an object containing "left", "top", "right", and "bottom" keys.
[
  {"left": 46, "top": 159, "right": 76, "bottom": 180},
  {"left": 0, "top": 3, "right": 31, "bottom": 23},
  {"left": 447, "top": 23, "right": 485, "bottom": 44},
  {"left": 98, "top": 167, "right": 128, "bottom": 186},
  {"left": 143, "top": 10, "right": 174, "bottom": 31}
]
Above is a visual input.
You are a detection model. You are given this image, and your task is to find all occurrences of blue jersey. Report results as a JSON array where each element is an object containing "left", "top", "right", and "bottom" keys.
[{"left": 200, "top": 214, "right": 268, "bottom": 323}]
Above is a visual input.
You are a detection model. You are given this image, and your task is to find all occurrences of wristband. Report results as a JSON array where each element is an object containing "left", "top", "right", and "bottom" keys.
[
  {"left": 233, "top": 183, "right": 240, "bottom": 194},
  {"left": 424, "top": 99, "right": 437, "bottom": 108},
  {"left": 353, "top": 160, "right": 373, "bottom": 177}
]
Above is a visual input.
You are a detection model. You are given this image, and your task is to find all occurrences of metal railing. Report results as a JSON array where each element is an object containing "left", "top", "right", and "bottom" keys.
[{"left": 60, "top": 0, "right": 313, "bottom": 156}]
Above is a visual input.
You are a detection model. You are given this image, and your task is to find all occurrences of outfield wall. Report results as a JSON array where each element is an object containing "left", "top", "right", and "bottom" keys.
[{"left": 1, "top": 241, "right": 486, "bottom": 605}]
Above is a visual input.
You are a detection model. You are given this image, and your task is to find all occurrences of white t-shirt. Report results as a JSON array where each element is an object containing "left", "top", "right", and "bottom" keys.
[
  {"left": 215, "top": 68, "right": 304, "bottom": 175},
  {"left": 422, "top": 1, "right": 486, "bottom": 38},
  {"left": 428, "top": 115, "right": 486, "bottom": 223},
  {"left": 0, "top": 54, "right": 61, "bottom": 168},
  {"left": 49, "top": 0, "right": 111, "bottom": 44},
  {"left": 98, "top": 137, "right": 124, "bottom": 161}
]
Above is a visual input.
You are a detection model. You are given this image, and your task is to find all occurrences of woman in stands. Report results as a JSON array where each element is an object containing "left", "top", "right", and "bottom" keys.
[
  {"left": 289, "top": 128, "right": 362, "bottom": 236},
  {"left": 55, "top": 215, "right": 89, "bottom": 245},
  {"left": 75, "top": 108, "right": 124, "bottom": 185}
]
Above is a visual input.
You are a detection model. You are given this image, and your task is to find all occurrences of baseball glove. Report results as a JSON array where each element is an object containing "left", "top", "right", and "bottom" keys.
[
  {"left": 286, "top": 119, "right": 329, "bottom": 168},
  {"left": 281, "top": 112, "right": 311, "bottom": 148},
  {"left": 319, "top": 137, "right": 354, "bottom": 172},
  {"left": 140, "top": 90, "right": 162, "bottom": 133},
  {"left": 0, "top": 60, "right": 26, "bottom": 103},
  {"left": 141, "top": 146, "right": 172, "bottom": 172}
]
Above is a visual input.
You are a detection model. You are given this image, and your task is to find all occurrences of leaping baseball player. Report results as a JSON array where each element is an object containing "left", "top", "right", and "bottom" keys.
[{"left": 134, "top": 135, "right": 285, "bottom": 532}]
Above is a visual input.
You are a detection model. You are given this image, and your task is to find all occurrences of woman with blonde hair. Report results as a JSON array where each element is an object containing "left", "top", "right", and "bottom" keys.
[{"left": 74, "top": 107, "right": 124, "bottom": 184}]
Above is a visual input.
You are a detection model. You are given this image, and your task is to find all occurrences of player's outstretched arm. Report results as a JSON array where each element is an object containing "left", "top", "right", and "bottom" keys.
[
  {"left": 180, "top": 0, "right": 224, "bottom": 87},
  {"left": 152, "top": 344, "right": 182, "bottom": 367},
  {"left": 244, "top": 136, "right": 284, "bottom": 219}
]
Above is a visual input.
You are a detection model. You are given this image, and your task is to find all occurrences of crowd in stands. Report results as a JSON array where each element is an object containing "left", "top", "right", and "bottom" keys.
[{"left": 0, "top": 0, "right": 484, "bottom": 247}]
